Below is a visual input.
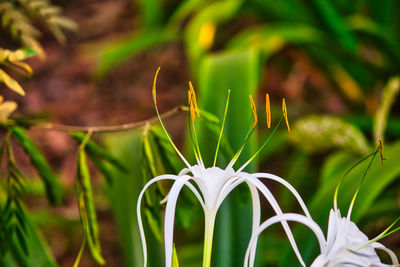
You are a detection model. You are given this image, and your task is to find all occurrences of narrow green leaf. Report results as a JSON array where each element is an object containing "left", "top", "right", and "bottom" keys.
[
  {"left": 72, "top": 132, "right": 127, "bottom": 173},
  {"left": 227, "top": 23, "right": 326, "bottom": 57},
  {"left": 85, "top": 154, "right": 114, "bottom": 185},
  {"left": 94, "top": 29, "right": 175, "bottom": 78},
  {"left": 138, "top": 0, "right": 164, "bottom": 29},
  {"left": 14, "top": 226, "right": 28, "bottom": 256},
  {"left": 308, "top": 0, "right": 357, "bottom": 51},
  {"left": 11, "top": 127, "right": 62, "bottom": 205},
  {"left": 76, "top": 148, "right": 105, "bottom": 265},
  {"left": 148, "top": 127, "right": 201, "bottom": 229}
]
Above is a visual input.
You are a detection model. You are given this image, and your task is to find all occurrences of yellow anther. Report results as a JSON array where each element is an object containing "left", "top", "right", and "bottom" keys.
[
  {"left": 249, "top": 95, "right": 257, "bottom": 128},
  {"left": 266, "top": 93, "right": 271, "bottom": 128},
  {"left": 282, "top": 98, "right": 290, "bottom": 132},
  {"left": 188, "top": 90, "right": 196, "bottom": 122},
  {"left": 189, "top": 81, "right": 200, "bottom": 118}
]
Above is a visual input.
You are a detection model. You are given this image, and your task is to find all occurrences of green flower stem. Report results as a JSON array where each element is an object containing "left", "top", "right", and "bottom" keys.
[{"left": 203, "top": 211, "right": 216, "bottom": 267}]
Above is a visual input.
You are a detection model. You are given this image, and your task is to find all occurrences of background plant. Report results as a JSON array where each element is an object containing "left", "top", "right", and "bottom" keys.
[{"left": 0, "top": 0, "right": 399, "bottom": 266}]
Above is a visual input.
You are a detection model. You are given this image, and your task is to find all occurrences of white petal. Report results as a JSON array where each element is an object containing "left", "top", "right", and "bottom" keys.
[
  {"left": 372, "top": 242, "right": 399, "bottom": 265},
  {"left": 326, "top": 209, "right": 338, "bottom": 254},
  {"left": 244, "top": 213, "right": 327, "bottom": 267},
  {"left": 216, "top": 177, "right": 243, "bottom": 209},
  {"left": 164, "top": 176, "right": 192, "bottom": 267},
  {"left": 161, "top": 180, "right": 206, "bottom": 209},
  {"left": 137, "top": 174, "right": 180, "bottom": 267},
  {"left": 246, "top": 181, "right": 261, "bottom": 267},
  {"left": 252, "top": 172, "right": 312, "bottom": 218},
  {"left": 179, "top": 168, "right": 191, "bottom": 176},
  {"left": 242, "top": 173, "right": 307, "bottom": 266}
]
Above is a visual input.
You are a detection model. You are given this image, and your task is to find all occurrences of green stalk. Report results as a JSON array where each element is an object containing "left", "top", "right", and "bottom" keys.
[{"left": 202, "top": 211, "right": 216, "bottom": 267}]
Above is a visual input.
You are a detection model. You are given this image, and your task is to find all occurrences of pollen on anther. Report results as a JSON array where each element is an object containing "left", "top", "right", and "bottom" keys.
[
  {"left": 282, "top": 98, "right": 290, "bottom": 132},
  {"left": 249, "top": 95, "right": 257, "bottom": 128},
  {"left": 188, "top": 90, "right": 196, "bottom": 122},
  {"left": 266, "top": 93, "right": 271, "bottom": 128},
  {"left": 189, "top": 82, "right": 200, "bottom": 118}
]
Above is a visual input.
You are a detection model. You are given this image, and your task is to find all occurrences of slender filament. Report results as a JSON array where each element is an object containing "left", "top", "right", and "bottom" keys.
[{"left": 213, "top": 90, "right": 230, "bottom": 166}]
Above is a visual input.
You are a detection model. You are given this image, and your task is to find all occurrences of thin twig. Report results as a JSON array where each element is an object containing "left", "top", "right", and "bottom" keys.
[{"left": 29, "top": 105, "right": 188, "bottom": 133}]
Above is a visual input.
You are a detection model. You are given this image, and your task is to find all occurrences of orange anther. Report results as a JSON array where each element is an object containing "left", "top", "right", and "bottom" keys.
[
  {"left": 266, "top": 93, "right": 271, "bottom": 128},
  {"left": 189, "top": 82, "right": 200, "bottom": 118}
]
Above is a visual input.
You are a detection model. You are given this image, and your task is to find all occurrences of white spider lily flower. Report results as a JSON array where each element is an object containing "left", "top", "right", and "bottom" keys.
[
  {"left": 244, "top": 209, "right": 399, "bottom": 267},
  {"left": 310, "top": 208, "right": 399, "bottom": 267},
  {"left": 245, "top": 145, "right": 399, "bottom": 267},
  {"left": 137, "top": 68, "right": 312, "bottom": 267}
]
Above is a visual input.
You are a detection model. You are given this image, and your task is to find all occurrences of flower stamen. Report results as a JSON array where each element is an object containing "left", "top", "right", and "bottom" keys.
[
  {"left": 266, "top": 93, "right": 271, "bottom": 128},
  {"left": 152, "top": 67, "right": 192, "bottom": 168},
  {"left": 213, "top": 90, "right": 230, "bottom": 166},
  {"left": 282, "top": 98, "right": 290, "bottom": 132},
  {"left": 189, "top": 81, "right": 200, "bottom": 119},
  {"left": 249, "top": 95, "right": 257, "bottom": 128}
]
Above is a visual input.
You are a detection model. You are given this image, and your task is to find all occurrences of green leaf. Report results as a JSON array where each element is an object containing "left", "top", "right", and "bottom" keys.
[
  {"left": 76, "top": 148, "right": 105, "bottom": 265},
  {"left": 11, "top": 127, "right": 62, "bottom": 205},
  {"left": 147, "top": 127, "right": 200, "bottom": 229},
  {"left": 85, "top": 154, "right": 114, "bottom": 186},
  {"left": 71, "top": 132, "right": 127, "bottom": 173},
  {"left": 14, "top": 226, "right": 28, "bottom": 256},
  {"left": 308, "top": 0, "right": 357, "bottom": 51},
  {"left": 0, "top": 186, "right": 58, "bottom": 267},
  {"left": 104, "top": 130, "right": 163, "bottom": 267},
  {"left": 289, "top": 115, "right": 371, "bottom": 155},
  {"left": 227, "top": 23, "right": 326, "bottom": 57},
  {"left": 138, "top": 0, "right": 164, "bottom": 29},
  {"left": 197, "top": 49, "right": 260, "bottom": 267},
  {"left": 94, "top": 29, "right": 175, "bottom": 78}
]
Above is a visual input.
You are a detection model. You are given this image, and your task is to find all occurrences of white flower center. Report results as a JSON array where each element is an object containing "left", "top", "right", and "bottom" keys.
[{"left": 191, "top": 165, "right": 236, "bottom": 210}]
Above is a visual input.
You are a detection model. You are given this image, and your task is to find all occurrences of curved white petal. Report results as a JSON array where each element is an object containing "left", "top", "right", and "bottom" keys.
[
  {"left": 215, "top": 177, "right": 244, "bottom": 209},
  {"left": 244, "top": 213, "right": 327, "bottom": 267},
  {"left": 160, "top": 180, "right": 205, "bottom": 209},
  {"left": 252, "top": 172, "right": 312, "bottom": 218},
  {"left": 137, "top": 174, "right": 180, "bottom": 267},
  {"left": 241, "top": 173, "right": 306, "bottom": 267},
  {"left": 325, "top": 209, "right": 338, "bottom": 255},
  {"left": 164, "top": 176, "right": 192, "bottom": 267},
  {"left": 179, "top": 168, "right": 191, "bottom": 176},
  {"left": 246, "top": 181, "right": 261, "bottom": 267},
  {"left": 372, "top": 242, "right": 399, "bottom": 265}
]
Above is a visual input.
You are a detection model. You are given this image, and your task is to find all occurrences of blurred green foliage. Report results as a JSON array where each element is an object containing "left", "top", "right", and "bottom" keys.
[
  {"left": 93, "top": 0, "right": 400, "bottom": 266},
  {"left": 0, "top": 0, "right": 399, "bottom": 267}
]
